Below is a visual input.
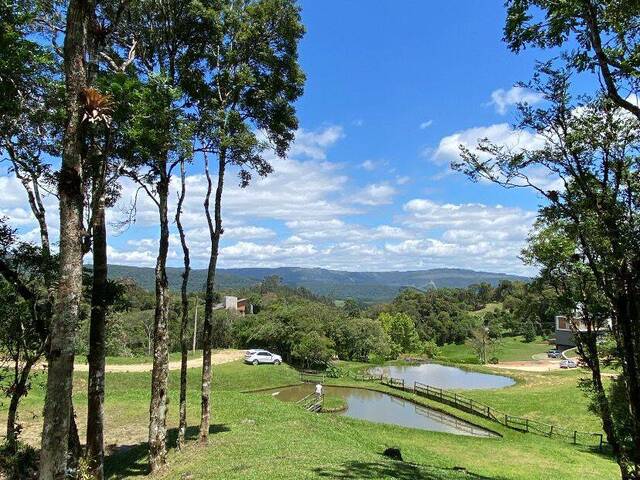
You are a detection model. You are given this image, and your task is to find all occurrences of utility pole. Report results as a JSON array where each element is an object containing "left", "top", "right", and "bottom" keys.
[{"left": 192, "top": 297, "right": 199, "bottom": 353}]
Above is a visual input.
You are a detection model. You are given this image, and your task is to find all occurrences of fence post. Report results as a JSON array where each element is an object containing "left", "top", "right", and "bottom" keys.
[
  {"left": 550, "top": 425, "right": 554, "bottom": 437},
  {"left": 573, "top": 431, "right": 577, "bottom": 444},
  {"left": 525, "top": 418, "right": 529, "bottom": 432},
  {"left": 598, "top": 434, "right": 603, "bottom": 451},
  {"left": 486, "top": 406, "right": 490, "bottom": 417},
  {"left": 453, "top": 393, "right": 458, "bottom": 406},
  {"left": 505, "top": 414, "right": 508, "bottom": 427}
]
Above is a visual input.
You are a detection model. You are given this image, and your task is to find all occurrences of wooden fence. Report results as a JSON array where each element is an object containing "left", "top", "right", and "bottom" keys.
[
  {"left": 372, "top": 375, "right": 605, "bottom": 450},
  {"left": 411, "top": 381, "right": 605, "bottom": 449},
  {"left": 300, "top": 371, "right": 325, "bottom": 384}
]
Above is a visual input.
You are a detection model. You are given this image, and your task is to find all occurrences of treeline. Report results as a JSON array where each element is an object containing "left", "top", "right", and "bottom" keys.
[{"left": 81, "top": 276, "right": 557, "bottom": 369}]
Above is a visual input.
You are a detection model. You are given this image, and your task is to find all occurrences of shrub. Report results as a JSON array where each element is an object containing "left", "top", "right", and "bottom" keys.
[{"left": 0, "top": 441, "right": 38, "bottom": 479}]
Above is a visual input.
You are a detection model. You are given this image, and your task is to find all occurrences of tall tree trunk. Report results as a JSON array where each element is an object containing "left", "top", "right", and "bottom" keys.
[
  {"left": 39, "top": 0, "right": 89, "bottom": 477},
  {"left": 148, "top": 172, "right": 170, "bottom": 472},
  {"left": 176, "top": 160, "right": 190, "bottom": 450},
  {"left": 86, "top": 196, "right": 107, "bottom": 479},
  {"left": 200, "top": 151, "right": 225, "bottom": 443},
  {"left": 615, "top": 292, "right": 640, "bottom": 477}
]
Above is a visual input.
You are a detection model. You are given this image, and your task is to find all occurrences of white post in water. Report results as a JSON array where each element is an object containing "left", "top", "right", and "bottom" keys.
[{"left": 192, "top": 297, "right": 199, "bottom": 353}]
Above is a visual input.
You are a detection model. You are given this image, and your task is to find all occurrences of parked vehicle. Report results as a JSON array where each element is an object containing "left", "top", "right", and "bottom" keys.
[
  {"left": 245, "top": 349, "right": 282, "bottom": 366},
  {"left": 547, "top": 350, "right": 562, "bottom": 358},
  {"left": 560, "top": 359, "right": 577, "bottom": 369}
]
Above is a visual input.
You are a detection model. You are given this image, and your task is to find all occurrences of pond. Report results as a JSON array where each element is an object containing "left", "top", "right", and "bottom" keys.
[
  {"left": 261, "top": 384, "right": 497, "bottom": 438},
  {"left": 370, "top": 363, "right": 515, "bottom": 390}
]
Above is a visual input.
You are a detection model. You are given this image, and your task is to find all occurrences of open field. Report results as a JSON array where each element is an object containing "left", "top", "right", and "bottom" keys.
[
  {"left": 0, "top": 355, "right": 618, "bottom": 480},
  {"left": 439, "top": 336, "right": 552, "bottom": 364}
]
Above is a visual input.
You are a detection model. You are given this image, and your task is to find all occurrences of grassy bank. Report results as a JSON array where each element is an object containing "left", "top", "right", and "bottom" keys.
[
  {"left": 1, "top": 358, "right": 617, "bottom": 480},
  {"left": 439, "top": 336, "right": 551, "bottom": 363}
]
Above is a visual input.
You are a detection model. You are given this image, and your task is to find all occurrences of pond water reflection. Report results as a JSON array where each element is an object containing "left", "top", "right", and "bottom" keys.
[
  {"left": 261, "top": 384, "right": 497, "bottom": 438},
  {"left": 370, "top": 363, "right": 515, "bottom": 390}
]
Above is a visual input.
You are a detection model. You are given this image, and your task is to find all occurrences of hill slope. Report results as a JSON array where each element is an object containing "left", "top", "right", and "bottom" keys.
[{"left": 104, "top": 265, "right": 529, "bottom": 302}]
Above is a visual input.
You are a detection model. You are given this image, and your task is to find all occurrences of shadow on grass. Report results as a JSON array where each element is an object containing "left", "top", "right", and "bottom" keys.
[
  {"left": 104, "top": 424, "right": 229, "bottom": 479},
  {"left": 313, "top": 458, "right": 507, "bottom": 480}
]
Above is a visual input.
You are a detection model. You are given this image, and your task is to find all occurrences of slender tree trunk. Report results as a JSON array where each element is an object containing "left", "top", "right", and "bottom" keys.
[
  {"left": 39, "top": 0, "right": 89, "bottom": 477},
  {"left": 578, "top": 330, "right": 630, "bottom": 478},
  {"left": 6, "top": 359, "right": 34, "bottom": 450},
  {"left": 86, "top": 196, "right": 107, "bottom": 479},
  {"left": 193, "top": 299, "right": 198, "bottom": 353},
  {"left": 148, "top": 172, "right": 170, "bottom": 472},
  {"left": 176, "top": 159, "right": 190, "bottom": 450},
  {"left": 199, "top": 150, "right": 225, "bottom": 443}
]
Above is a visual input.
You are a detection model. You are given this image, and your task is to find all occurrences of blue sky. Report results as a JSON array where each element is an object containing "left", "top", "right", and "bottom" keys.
[{"left": 3, "top": 1, "right": 562, "bottom": 275}]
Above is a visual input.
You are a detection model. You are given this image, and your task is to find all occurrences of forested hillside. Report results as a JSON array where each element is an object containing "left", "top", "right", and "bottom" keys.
[{"left": 105, "top": 264, "right": 529, "bottom": 302}]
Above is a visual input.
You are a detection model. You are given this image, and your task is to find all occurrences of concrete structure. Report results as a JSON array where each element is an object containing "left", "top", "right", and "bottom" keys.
[
  {"left": 555, "top": 315, "right": 612, "bottom": 349},
  {"left": 215, "top": 295, "right": 253, "bottom": 315}
]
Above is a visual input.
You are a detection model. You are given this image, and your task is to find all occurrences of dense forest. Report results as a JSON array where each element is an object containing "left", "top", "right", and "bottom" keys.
[{"left": 73, "top": 274, "right": 556, "bottom": 366}]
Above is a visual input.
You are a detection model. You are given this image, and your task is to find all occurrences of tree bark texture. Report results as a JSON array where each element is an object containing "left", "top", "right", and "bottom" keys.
[
  {"left": 176, "top": 160, "right": 190, "bottom": 450},
  {"left": 200, "top": 151, "right": 225, "bottom": 443},
  {"left": 87, "top": 196, "right": 107, "bottom": 479},
  {"left": 148, "top": 171, "right": 170, "bottom": 473},
  {"left": 39, "top": 0, "right": 89, "bottom": 477}
]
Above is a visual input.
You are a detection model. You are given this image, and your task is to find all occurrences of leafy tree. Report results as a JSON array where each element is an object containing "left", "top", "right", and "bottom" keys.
[
  {"left": 291, "top": 332, "right": 334, "bottom": 369},
  {"left": 342, "top": 298, "right": 362, "bottom": 318},
  {"left": 181, "top": 0, "right": 306, "bottom": 443},
  {"left": 329, "top": 317, "right": 390, "bottom": 362},
  {"left": 521, "top": 320, "right": 536, "bottom": 343},
  {"left": 0, "top": 228, "right": 50, "bottom": 452},
  {"left": 379, "top": 312, "right": 422, "bottom": 357},
  {"left": 455, "top": 67, "right": 640, "bottom": 479},
  {"left": 387, "top": 289, "right": 475, "bottom": 345},
  {"left": 504, "top": 0, "right": 640, "bottom": 120}
]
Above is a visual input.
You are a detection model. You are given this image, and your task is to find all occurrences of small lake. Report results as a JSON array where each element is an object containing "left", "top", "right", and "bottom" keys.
[
  {"left": 261, "top": 384, "right": 497, "bottom": 438},
  {"left": 370, "top": 363, "right": 515, "bottom": 390}
]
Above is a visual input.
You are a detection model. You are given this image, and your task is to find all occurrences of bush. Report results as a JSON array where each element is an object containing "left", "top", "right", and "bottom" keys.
[
  {"left": 0, "top": 441, "right": 38, "bottom": 479},
  {"left": 522, "top": 320, "right": 537, "bottom": 343},
  {"left": 325, "top": 363, "right": 346, "bottom": 378},
  {"left": 421, "top": 340, "right": 441, "bottom": 359}
]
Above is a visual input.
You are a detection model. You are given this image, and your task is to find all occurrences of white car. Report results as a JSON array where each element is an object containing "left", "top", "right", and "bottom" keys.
[
  {"left": 245, "top": 349, "right": 282, "bottom": 366},
  {"left": 560, "top": 359, "right": 577, "bottom": 369}
]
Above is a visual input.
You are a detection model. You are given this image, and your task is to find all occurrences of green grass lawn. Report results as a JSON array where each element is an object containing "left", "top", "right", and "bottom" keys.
[
  {"left": 2, "top": 357, "right": 618, "bottom": 480},
  {"left": 469, "top": 302, "right": 502, "bottom": 317},
  {"left": 439, "top": 336, "right": 552, "bottom": 364}
]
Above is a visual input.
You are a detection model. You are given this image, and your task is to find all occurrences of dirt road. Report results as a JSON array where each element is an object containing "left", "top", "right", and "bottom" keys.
[{"left": 71, "top": 349, "right": 245, "bottom": 373}]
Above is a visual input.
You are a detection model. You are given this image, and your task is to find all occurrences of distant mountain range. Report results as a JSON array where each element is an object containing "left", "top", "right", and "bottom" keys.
[{"left": 106, "top": 265, "right": 529, "bottom": 303}]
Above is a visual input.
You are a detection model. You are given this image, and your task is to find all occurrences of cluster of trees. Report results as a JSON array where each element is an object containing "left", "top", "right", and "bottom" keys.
[
  {"left": 378, "top": 282, "right": 556, "bottom": 348},
  {"left": 231, "top": 279, "right": 402, "bottom": 366},
  {"left": 0, "top": 0, "right": 305, "bottom": 478},
  {"left": 453, "top": 2, "right": 640, "bottom": 478}
]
